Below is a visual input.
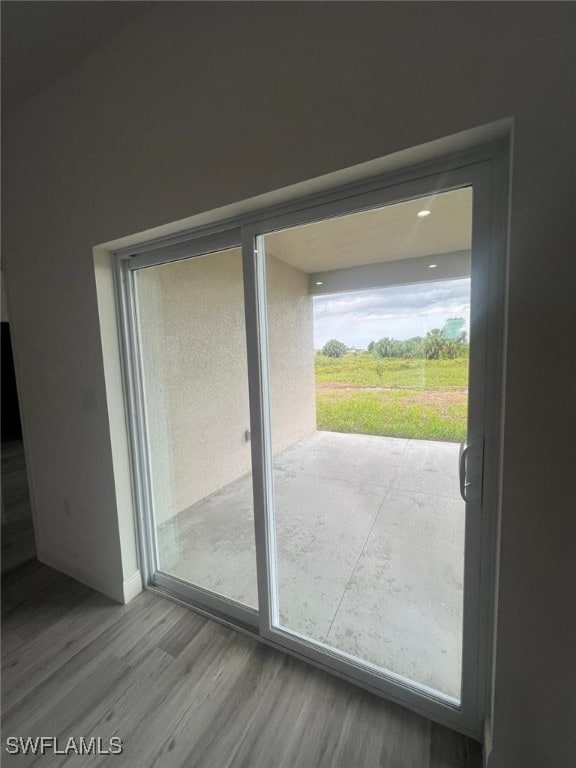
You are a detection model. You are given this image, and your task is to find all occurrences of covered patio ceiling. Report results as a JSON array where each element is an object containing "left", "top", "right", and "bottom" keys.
[{"left": 264, "top": 187, "right": 472, "bottom": 273}]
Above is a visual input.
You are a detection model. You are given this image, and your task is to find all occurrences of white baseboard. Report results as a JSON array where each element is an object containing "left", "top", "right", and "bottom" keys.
[{"left": 122, "top": 569, "right": 143, "bottom": 603}]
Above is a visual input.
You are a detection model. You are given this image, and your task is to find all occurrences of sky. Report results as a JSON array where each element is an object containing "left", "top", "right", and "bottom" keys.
[{"left": 313, "top": 278, "right": 471, "bottom": 349}]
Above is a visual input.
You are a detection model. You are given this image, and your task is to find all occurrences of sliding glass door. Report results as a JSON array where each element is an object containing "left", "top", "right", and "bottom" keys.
[
  {"left": 118, "top": 154, "right": 502, "bottom": 738},
  {"left": 257, "top": 188, "right": 474, "bottom": 704},
  {"left": 127, "top": 240, "right": 259, "bottom": 623}
]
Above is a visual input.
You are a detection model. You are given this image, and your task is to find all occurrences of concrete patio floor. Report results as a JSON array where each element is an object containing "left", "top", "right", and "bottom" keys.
[{"left": 157, "top": 431, "right": 465, "bottom": 699}]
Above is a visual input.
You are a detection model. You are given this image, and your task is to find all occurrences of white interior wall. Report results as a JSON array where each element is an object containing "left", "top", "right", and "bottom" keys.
[{"left": 2, "top": 4, "right": 575, "bottom": 767}]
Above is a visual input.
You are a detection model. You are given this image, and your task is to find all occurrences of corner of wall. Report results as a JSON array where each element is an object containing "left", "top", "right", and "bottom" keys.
[
  {"left": 483, "top": 715, "right": 493, "bottom": 767},
  {"left": 37, "top": 549, "right": 126, "bottom": 604},
  {"left": 122, "top": 569, "right": 143, "bottom": 603}
]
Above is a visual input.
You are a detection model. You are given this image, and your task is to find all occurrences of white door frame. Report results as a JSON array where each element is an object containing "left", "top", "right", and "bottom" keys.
[{"left": 114, "top": 142, "right": 508, "bottom": 740}]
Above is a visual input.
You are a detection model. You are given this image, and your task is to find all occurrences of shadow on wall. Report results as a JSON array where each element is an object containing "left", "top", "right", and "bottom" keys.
[{"left": 1, "top": 322, "right": 36, "bottom": 573}]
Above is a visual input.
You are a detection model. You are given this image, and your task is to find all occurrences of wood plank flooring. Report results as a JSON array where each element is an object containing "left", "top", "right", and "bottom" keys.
[{"left": 1, "top": 561, "right": 482, "bottom": 767}]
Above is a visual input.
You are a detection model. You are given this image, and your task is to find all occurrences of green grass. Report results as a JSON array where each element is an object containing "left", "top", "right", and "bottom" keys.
[
  {"left": 315, "top": 354, "right": 468, "bottom": 442},
  {"left": 315, "top": 353, "right": 469, "bottom": 389}
]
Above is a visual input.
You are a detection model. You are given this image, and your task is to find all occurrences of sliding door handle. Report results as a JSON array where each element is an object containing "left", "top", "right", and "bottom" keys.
[
  {"left": 459, "top": 438, "right": 484, "bottom": 504},
  {"left": 459, "top": 439, "right": 471, "bottom": 501}
]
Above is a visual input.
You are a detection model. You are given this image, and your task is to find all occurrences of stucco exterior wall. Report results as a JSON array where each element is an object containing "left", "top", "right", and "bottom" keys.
[
  {"left": 267, "top": 254, "right": 317, "bottom": 457},
  {"left": 137, "top": 249, "right": 315, "bottom": 524}
]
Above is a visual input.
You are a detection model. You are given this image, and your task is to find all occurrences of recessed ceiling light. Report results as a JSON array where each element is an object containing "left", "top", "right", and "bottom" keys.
[
  {"left": 315, "top": 281, "right": 324, "bottom": 285},
  {"left": 417, "top": 210, "right": 431, "bottom": 218},
  {"left": 428, "top": 264, "right": 438, "bottom": 269}
]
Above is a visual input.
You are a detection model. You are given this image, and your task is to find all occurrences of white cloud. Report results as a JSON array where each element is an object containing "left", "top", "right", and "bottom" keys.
[{"left": 313, "top": 279, "right": 470, "bottom": 348}]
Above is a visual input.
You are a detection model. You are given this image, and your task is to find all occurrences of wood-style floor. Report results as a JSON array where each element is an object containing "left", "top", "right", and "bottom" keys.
[{"left": 1, "top": 561, "right": 482, "bottom": 767}]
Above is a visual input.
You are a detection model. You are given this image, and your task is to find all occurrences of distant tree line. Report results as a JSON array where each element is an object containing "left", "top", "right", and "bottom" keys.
[{"left": 321, "top": 318, "right": 468, "bottom": 360}]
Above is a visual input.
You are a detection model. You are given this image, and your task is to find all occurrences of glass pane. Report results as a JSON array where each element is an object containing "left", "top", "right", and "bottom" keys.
[
  {"left": 262, "top": 188, "right": 472, "bottom": 699},
  {"left": 135, "top": 247, "right": 257, "bottom": 608}
]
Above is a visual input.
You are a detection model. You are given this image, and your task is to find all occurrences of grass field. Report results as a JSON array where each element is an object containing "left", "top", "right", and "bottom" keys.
[{"left": 315, "top": 353, "right": 468, "bottom": 442}]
